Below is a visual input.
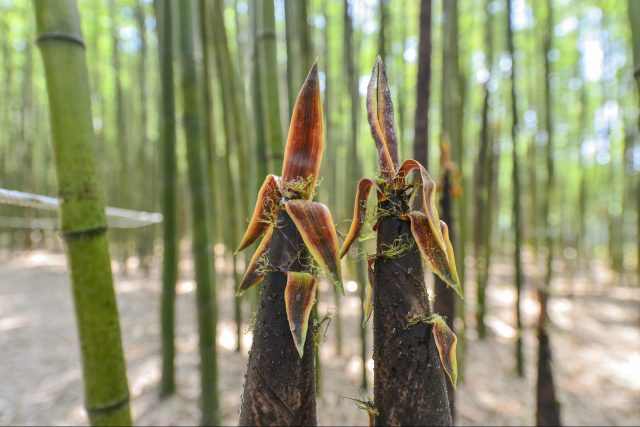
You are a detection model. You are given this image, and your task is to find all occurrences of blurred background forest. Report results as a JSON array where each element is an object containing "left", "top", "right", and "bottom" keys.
[{"left": 1, "top": 0, "right": 639, "bottom": 425}]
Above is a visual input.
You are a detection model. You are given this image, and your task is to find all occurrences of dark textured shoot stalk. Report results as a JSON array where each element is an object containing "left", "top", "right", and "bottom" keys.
[
  {"left": 373, "top": 194, "right": 452, "bottom": 426},
  {"left": 33, "top": 1, "right": 132, "bottom": 424},
  {"left": 239, "top": 211, "right": 317, "bottom": 426},
  {"left": 237, "top": 63, "right": 340, "bottom": 426},
  {"left": 342, "top": 58, "right": 459, "bottom": 426},
  {"left": 507, "top": 0, "right": 525, "bottom": 377},
  {"left": 156, "top": 0, "right": 178, "bottom": 398},
  {"left": 178, "top": 1, "right": 219, "bottom": 424}
]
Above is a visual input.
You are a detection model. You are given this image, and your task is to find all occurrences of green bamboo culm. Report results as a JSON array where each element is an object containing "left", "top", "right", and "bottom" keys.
[
  {"left": 209, "top": 0, "right": 249, "bottom": 351},
  {"left": 32, "top": 1, "right": 132, "bottom": 425},
  {"left": 628, "top": 0, "right": 640, "bottom": 287},
  {"left": 257, "top": 0, "right": 284, "bottom": 173},
  {"left": 249, "top": 0, "right": 268, "bottom": 185},
  {"left": 507, "top": 0, "right": 525, "bottom": 377},
  {"left": 178, "top": 0, "right": 220, "bottom": 424},
  {"left": 156, "top": 0, "right": 178, "bottom": 397}
]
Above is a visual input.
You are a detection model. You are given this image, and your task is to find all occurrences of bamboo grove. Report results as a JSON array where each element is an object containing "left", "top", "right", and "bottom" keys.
[{"left": 1, "top": 0, "right": 640, "bottom": 425}]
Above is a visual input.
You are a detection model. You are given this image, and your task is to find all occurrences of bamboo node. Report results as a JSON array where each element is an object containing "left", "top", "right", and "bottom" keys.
[
  {"left": 85, "top": 394, "right": 130, "bottom": 417},
  {"left": 61, "top": 225, "right": 108, "bottom": 240},
  {"left": 36, "top": 32, "right": 85, "bottom": 49},
  {"left": 256, "top": 30, "right": 277, "bottom": 40}
]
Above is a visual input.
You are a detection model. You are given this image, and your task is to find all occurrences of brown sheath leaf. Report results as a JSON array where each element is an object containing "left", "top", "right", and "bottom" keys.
[
  {"left": 235, "top": 174, "right": 282, "bottom": 254},
  {"left": 283, "top": 200, "right": 343, "bottom": 294},
  {"left": 428, "top": 314, "right": 458, "bottom": 389},
  {"left": 375, "top": 57, "right": 400, "bottom": 171},
  {"left": 281, "top": 61, "right": 324, "bottom": 199},
  {"left": 405, "top": 212, "right": 462, "bottom": 298},
  {"left": 367, "top": 57, "right": 398, "bottom": 178},
  {"left": 285, "top": 271, "right": 318, "bottom": 358},
  {"left": 395, "top": 159, "right": 445, "bottom": 253},
  {"left": 439, "top": 220, "right": 461, "bottom": 294},
  {"left": 236, "top": 227, "right": 274, "bottom": 296},
  {"left": 340, "top": 178, "right": 386, "bottom": 259},
  {"left": 363, "top": 258, "right": 375, "bottom": 327}
]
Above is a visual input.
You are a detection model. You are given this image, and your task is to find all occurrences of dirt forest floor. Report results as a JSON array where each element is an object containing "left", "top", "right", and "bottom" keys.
[{"left": 0, "top": 247, "right": 639, "bottom": 426}]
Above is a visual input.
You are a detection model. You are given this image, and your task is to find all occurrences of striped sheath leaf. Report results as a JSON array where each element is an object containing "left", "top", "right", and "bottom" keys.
[
  {"left": 236, "top": 227, "right": 274, "bottom": 296},
  {"left": 428, "top": 314, "right": 458, "bottom": 390},
  {"left": 404, "top": 212, "right": 462, "bottom": 298},
  {"left": 340, "top": 178, "right": 386, "bottom": 259},
  {"left": 363, "top": 258, "right": 375, "bottom": 327},
  {"left": 284, "top": 271, "right": 318, "bottom": 358},
  {"left": 367, "top": 57, "right": 398, "bottom": 179},
  {"left": 283, "top": 199, "right": 343, "bottom": 294},
  {"left": 235, "top": 174, "right": 282, "bottom": 254},
  {"left": 439, "top": 220, "right": 460, "bottom": 292},
  {"left": 395, "top": 159, "right": 445, "bottom": 253},
  {"left": 281, "top": 61, "right": 324, "bottom": 200}
]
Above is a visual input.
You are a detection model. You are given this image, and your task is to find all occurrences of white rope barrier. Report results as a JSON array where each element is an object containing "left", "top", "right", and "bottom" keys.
[{"left": 0, "top": 189, "right": 163, "bottom": 228}]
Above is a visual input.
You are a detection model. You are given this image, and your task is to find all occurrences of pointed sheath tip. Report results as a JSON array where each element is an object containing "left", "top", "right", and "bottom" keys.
[
  {"left": 297, "top": 343, "right": 305, "bottom": 358},
  {"left": 337, "top": 283, "right": 345, "bottom": 296},
  {"left": 308, "top": 60, "right": 319, "bottom": 79},
  {"left": 451, "top": 283, "right": 463, "bottom": 299}
]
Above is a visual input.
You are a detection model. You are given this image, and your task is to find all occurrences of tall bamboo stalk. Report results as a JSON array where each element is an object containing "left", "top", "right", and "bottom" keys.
[
  {"left": 258, "top": 0, "right": 284, "bottom": 173},
  {"left": 156, "top": 0, "right": 179, "bottom": 398},
  {"left": 628, "top": 0, "right": 640, "bottom": 286},
  {"left": 250, "top": 0, "right": 268, "bottom": 186},
  {"left": 507, "top": 0, "right": 524, "bottom": 377},
  {"left": 475, "top": 0, "right": 495, "bottom": 339},
  {"left": 285, "top": 0, "right": 299, "bottom": 119},
  {"left": 210, "top": 0, "right": 250, "bottom": 352},
  {"left": 536, "top": 0, "right": 562, "bottom": 424},
  {"left": 178, "top": 1, "right": 219, "bottom": 424},
  {"left": 343, "top": 0, "right": 366, "bottom": 390},
  {"left": 108, "top": 0, "right": 128, "bottom": 262},
  {"left": 299, "top": 0, "right": 313, "bottom": 75},
  {"left": 441, "top": 0, "right": 466, "bottom": 380},
  {"left": 413, "top": 0, "right": 432, "bottom": 167},
  {"left": 434, "top": 166, "right": 456, "bottom": 420},
  {"left": 378, "top": 0, "right": 389, "bottom": 60},
  {"left": 33, "top": 1, "right": 131, "bottom": 424}
]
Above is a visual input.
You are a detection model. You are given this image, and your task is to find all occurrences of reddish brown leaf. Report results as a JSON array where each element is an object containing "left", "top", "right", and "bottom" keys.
[
  {"left": 439, "top": 220, "right": 460, "bottom": 292},
  {"left": 395, "top": 159, "right": 445, "bottom": 253},
  {"left": 340, "top": 178, "right": 386, "bottom": 259},
  {"left": 367, "top": 58, "right": 398, "bottom": 178},
  {"left": 405, "top": 212, "right": 462, "bottom": 298},
  {"left": 284, "top": 271, "right": 318, "bottom": 358},
  {"left": 428, "top": 314, "right": 458, "bottom": 389},
  {"left": 235, "top": 174, "right": 282, "bottom": 254},
  {"left": 363, "top": 259, "right": 375, "bottom": 327},
  {"left": 236, "top": 227, "right": 274, "bottom": 296},
  {"left": 375, "top": 57, "right": 400, "bottom": 170},
  {"left": 281, "top": 61, "right": 324, "bottom": 199},
  {"left": 283, "top": 200, "right": 343, "bottom": 294}
]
